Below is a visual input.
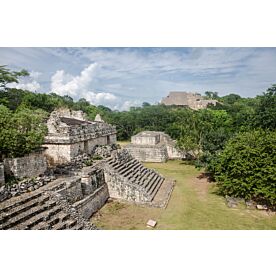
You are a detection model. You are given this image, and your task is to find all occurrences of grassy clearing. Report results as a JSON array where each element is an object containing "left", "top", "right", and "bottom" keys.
[{"left": 92, "top": 160, "right": 276, "bottom": 230}]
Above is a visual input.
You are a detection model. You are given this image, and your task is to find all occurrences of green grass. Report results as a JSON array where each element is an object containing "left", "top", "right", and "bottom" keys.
[{"left": 92, "top": 160, "right": 276, "bottom": 230}]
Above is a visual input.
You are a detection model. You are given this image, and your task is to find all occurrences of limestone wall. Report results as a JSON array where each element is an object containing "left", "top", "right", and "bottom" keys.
[
  {"left": 43, "top": 144, "right": 71, "bottom": 165},
  {"left": 3, "top": 152, "right": 47, "bottom": 179},
  {"left": 104, "top": 169, "right": 150, "bottom": 203},
  {"left": 125, "top": 144, "right": 168, "bottom": 162},
  {"left": 0, "top": 163, "right": 5, "bottom": 186},
  {"left": 52, "top": 165, "right": 108, "bottom": 218},
  {"left": 166, "top": 144, "right": 183, "bottom": 159},
  {"left": 73, "top": 185, "right": 109, "bottom": 219},
  {"left": 131, "top": 135, "right": 159, "bottom": 145},
  {"left": 109, "top": 134, "right": 117, "bottom": 144}
]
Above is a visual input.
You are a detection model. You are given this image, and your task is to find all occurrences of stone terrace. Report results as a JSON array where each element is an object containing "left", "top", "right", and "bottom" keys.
[
  {"left": 104, "top": 150, "right": 166, "bottom": 203},
  {"left": 0, "top": 179, "right": 94, "bottom": 230}
]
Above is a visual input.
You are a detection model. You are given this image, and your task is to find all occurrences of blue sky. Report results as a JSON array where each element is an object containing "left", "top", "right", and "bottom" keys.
[{"left": 0, "top": 47, "right": 276, "bottom": 110}]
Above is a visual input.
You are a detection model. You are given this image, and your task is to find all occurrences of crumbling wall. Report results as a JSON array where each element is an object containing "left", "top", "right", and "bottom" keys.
[
  {"left": 4, "top": 151, "right": 47, "bottom": 179},
  {"left": 73, "top": 185, "right": 109, "bottom": 219},
  {"left": 0, "top": 163, "right": 5, "bottom": 186},
  {"left": 55, "top": 165, "right": 108, "bottom": 218}
]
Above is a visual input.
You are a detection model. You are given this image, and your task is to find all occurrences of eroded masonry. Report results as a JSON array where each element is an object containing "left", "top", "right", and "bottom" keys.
[
  {"left": 0, "top": 109, "right": 174, "bottom": 230},
  {"left": 125, "top": 131, "right": 184, "bottom": 162}
]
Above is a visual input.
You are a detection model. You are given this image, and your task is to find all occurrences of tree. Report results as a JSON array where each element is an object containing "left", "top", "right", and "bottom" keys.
[
  {"left": 204, "top": 91, "right": 219, "bottom": 99},
  {"left": 213, "top": 130, "right": 276, "bottom": 206},
  {"left": 0, "top": 65, "right": 29, "bottom": 90},
  {"left": 253, "top": 84, "right": 276, "bottom": 130},
  {"left": 0, "top": 105, "right": 47, "bottom": 159},
  {"left": 142, "top": 102, "right": 151, "bottom": 107}
]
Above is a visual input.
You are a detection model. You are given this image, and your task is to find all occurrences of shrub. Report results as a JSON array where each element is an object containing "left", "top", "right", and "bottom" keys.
[{"left": 214, "top": 130, "right": 276, "bottom": 206}]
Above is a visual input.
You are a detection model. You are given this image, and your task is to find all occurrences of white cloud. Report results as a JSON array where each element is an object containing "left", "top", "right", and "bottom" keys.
[
  {"left": 51, "top": 63, "right": 98, "bottom": 97},
  {"left": 7, "top": 80, "right": 41, "bottom": 92},
  {"left": 50, "top": 63, "right": 139, "bottom": 111},
  {"left": 29, "top": 70, "right": 42, "bottom": 79}
]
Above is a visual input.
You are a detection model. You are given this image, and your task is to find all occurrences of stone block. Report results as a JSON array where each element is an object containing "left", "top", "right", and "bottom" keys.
[{"left": 147, "top": 219, "right": 157, "bottom": 228}]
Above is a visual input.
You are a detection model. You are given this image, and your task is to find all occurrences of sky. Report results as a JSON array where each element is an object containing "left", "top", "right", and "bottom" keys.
[{"left": 0, "top": 47, "right": 276, "bottom": 110}]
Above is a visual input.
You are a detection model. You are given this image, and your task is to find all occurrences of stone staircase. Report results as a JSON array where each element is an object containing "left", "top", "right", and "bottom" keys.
[
  {"left": 0, "top": 180, "right": 94, "bottom": 230},
  {"left": 105, "top": 151, "right": 165, "bottom": 202}
]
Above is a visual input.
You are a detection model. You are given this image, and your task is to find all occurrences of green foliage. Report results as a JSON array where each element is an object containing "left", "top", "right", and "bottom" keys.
[
  {"left": 92, "top": 155, "right": 103, "bottom": 160},
  {"left": 213, "top": 130, "right": 276, "bottom": 205},
  {"left": 0, "top": 65, "right": 29, "bottom": 90},
  {"left": 0, "top": 105, "right": 47, "bottom": 158},
  {"left": 253, "top": 84, "right": 276, "bottom": 130}
]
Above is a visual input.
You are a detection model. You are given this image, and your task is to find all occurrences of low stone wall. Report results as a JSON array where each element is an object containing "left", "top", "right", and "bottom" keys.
[
  {"left": 0, "top": 163, "right": 5, "bottom": 186},
  {"left": 73, "top": 184, "right": 109, "bottom": 219},
  {"left": 56, "top": 177, "right": 84, "bottom": 204},
  {"left": 53, "top": 165, "right": 108, "bottom": 218},
  {"left": 104, "top": 169, "right": 150, "bottom": 202},
  {"left": 3, "top": 151, "right": 47, "bottom": 179},
  {"left": 125, "top": 144, "right": 168, "bottom": 162}
]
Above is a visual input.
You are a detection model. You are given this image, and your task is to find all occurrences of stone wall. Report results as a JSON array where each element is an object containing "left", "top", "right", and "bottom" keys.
[
  {"left": 3, "top": 151, "right": 47, "bottom": 179},
  {"left": 44, "top": 135, "right": 117, "bottom": 165},
  {"left": 131, "top": 134, "right": 160, "bottom": 145},
  {"left": 0, "top": 163, "right": 5, "bottom": 186},
  {"left": 73, "top": 185, "right": 109, "bottom": 219},
  {"left": 53, "top": 165, "right": 108, "bottom": 218},
  {"left": 44, "top": 144, "right": 71, "bottom": 165},
  {"left": 125, "top": 144, "right": 168, "bottom": 162},
  {"left": 104, "top": 169, "right": 150, "bottom": 203}
]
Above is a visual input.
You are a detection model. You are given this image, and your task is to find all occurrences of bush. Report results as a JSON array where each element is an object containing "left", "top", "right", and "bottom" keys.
[
  {"left": 0, "top": 105, "right": 47, "bottom": 158},
  {"left": 214, "top": 130, "right": 276, "bottom": 206}
]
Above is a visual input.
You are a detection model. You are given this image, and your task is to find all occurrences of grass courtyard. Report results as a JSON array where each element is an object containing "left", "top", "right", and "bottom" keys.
[{"left": 92, "top": 160, "right": 276, "bottom": 230}]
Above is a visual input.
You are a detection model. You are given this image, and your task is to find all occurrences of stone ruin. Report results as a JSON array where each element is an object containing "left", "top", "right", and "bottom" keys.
[
  {"left": 43, "top": 108, "right": 117, "bottom": 165},
  {"left": 125, "top": 131, "right": 184, "bottom": 162},
  {"left": 0, "top": 109, "right": 175, "bottom": 230},
  {"left": 161, "top": 91, "right": 218, "bottom": 110}
]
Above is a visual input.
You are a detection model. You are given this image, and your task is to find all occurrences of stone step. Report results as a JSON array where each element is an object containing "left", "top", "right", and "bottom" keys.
[
  {"left": 143, "top": 173, "right": 159, "bottom": 190},
  {"left": 116, "top": 160, "right": 136, "bottom": 174},
  {"left": 70, "top": 223, "right": 83, "bottom": 230},
  {"left": 13, "top": 204, "right": 63, "bottom": 230},
  {"left": 0, "top": 191, "right": 43, "bottom": 214},
  {"left": 0, "top": 194, "right": 50, "bottom": 225},
  {"left": 127, "top": 166, "right": 148, "bottom": 181},
  {"left": 147, "top": 177, "right": 164, "bottom": 198},
  {"left": 31, "top": 212, "right": 70, "bottom": 230},
  {"left": 119, "top": 160, "right": 140, "bottom": 174},
  {"left": 139, "top": 171, "right": 156, "bottom": 187},
  {"left": 130, "top": 168, "right": 151, "bottom": 183},
  {"left": 52, "top": 220, "right": 68, "bottom": 230},
  {"left": 66, "top": 219, "right": 78, "bottom": 229},
  {"left": 1, "top": 200, "right": 57, "bottom": 230},
  {"left": 115, "top": 160, "right": 136, "bottom": 173},
  {"left": 121, "top": 162, "right": 142, "bottom": 177}
]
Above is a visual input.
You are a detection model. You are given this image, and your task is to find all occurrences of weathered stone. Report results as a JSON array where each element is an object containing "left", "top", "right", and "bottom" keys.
[
  {"left": 161, "top": 91, "right": 218, "bottom": 110},
  {"left": 125, "top": 131, "right": 184, "bottom": 163},
  {"left": 147, "top": 219, "right": 157, "bottom": 228},
  {"left": 0, "top": 163, "right": 5, "bottom": 186},
  {"left": 256, "top": 204, "right": 268, "bottom": 210},
  {"left": 4, "top": 151, "right": 47, "bottom": 179},
  {"left": 43, "top": 108, "right": 117, "bottom": 165}
]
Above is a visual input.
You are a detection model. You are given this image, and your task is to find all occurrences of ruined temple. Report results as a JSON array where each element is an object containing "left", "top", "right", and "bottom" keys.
[
  {"left": 43, "top": 109, "right": 117, "bottom": 165},
  {"left": 161, "top": 91, "right": 217, "bottom": 110},
  {"left": 0, "top": 110, "right": 175, "bottom": 230},
  {"left": 125, "top": 131, "right": 184, "bottom": 162}
]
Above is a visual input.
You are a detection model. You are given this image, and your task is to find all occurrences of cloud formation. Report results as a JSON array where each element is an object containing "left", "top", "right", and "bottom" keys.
[
  {"left": 1, "top": 47, "right": 276, "bottom": 109},
  {"left": 50, "top": 63, "right": 137, "bottom": 110}
]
